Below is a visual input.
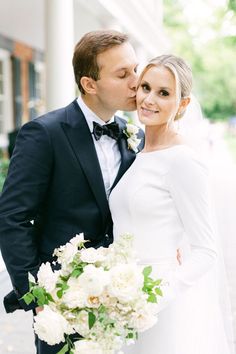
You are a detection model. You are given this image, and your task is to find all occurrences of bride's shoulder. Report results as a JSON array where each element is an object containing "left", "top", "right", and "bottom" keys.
[{"left": 167, "top": 144, "right": 208, "bottom": 177}]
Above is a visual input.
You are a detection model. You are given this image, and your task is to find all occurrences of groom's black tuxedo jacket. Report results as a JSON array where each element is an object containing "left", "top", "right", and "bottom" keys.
[{"left": 0, "top": 100, "right": 144, "bottom": 313}]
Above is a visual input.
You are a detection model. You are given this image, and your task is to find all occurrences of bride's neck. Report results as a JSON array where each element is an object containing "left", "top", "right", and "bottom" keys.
[{"left": 143, "top": 124, "right": 180, "bottom": 152}]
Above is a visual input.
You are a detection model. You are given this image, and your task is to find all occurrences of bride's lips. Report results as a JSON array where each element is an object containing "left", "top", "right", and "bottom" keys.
[{"left": 140, "top": 107, "right": 159, "bottom": 117}]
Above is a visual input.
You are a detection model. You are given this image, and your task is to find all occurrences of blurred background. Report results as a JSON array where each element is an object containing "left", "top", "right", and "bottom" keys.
[{"left": 0, "top": 0, "right": 235, "bottom": 353}]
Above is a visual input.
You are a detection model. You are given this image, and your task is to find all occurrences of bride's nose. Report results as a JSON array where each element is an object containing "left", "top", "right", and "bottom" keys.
[{"left": 144, "top": 91, "right": 156, "bottom": 105}]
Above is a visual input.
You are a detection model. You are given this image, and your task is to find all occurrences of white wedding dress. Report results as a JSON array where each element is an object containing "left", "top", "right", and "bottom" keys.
[{"left": 109, "top": 145, "right": 232, "bottom": 354}]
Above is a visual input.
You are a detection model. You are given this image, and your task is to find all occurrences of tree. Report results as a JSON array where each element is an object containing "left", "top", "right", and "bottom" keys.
[{"left": 163, "top": 0, "right": 236, "bottom": 120}]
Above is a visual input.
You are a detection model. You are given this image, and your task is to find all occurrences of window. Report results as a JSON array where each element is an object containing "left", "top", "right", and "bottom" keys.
[{"left": 0, "top": 60, "right": 4, "bottom": 133}]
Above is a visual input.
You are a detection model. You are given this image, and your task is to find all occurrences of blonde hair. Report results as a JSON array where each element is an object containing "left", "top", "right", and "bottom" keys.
[{"left": 138, "top": 54, "right": 192, "bottom": 122}]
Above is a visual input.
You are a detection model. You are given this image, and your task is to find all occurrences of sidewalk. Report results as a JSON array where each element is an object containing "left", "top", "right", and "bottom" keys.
[{"left": 0, "top": 272, "right": 35, "bottom": 354}]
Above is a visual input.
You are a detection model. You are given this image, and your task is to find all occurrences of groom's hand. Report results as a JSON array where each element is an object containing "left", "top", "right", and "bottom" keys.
[{"left": 35, "top": 306, "right": 44, "bottom": 314}]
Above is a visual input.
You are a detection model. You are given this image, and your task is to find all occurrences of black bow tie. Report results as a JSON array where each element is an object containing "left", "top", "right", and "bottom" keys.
[{"left": 92, "top": 121, "right": 121, "bottom": 141}]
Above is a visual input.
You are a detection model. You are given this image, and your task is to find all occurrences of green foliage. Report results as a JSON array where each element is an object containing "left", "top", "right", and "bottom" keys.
[
  {"left": 22, "top": 284, "right": 55, "bottom": 307},
  {"left": 57, "top": 343, "right": 69, "bottom": 354},
  {"left": 163, "top": 0, "right": 236, "bottom": 120},
  {"left": 142, "top": 266, "right": 163, "bottom": 303},
  {"left": 0, "top": 153, "right": 9, "bottom": 192},
  {"left": 229, "top": 0, "right": 236, "bottom": 12},
  {"left": 88, "top": 311, "right": 96, "bottom": 329},
  {"left": 56, "top": 281, "right": 69, "bottom": 299}
]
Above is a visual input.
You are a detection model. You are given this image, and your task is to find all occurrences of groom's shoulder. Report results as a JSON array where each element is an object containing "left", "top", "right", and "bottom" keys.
[{"left": 33, "top": 100, "right": 77, "bottom": 129}]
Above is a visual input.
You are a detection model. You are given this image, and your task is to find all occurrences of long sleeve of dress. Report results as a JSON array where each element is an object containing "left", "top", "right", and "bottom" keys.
[{"left": 163, "top": 150, "right": 218, "bottom": 301}]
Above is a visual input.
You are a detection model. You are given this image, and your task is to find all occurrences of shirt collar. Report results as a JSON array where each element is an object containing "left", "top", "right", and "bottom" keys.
[{"left": 77, "top": 96, "right": 115, "bottom": 133}]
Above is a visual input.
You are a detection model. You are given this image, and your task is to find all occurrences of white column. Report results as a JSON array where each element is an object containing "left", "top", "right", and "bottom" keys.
[{"left": 45, "top": 0, "right": 75, "bottom": 111}]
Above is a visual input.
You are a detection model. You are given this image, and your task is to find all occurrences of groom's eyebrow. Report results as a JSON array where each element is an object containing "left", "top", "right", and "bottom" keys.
[{"left": 114, "top": 63, "right": 139, "bottom": 72}]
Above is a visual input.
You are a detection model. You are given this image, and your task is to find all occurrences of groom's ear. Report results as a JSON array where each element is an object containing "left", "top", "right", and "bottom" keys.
[{"left": 80, "top": 76, "right": 97, "bottom": 95}]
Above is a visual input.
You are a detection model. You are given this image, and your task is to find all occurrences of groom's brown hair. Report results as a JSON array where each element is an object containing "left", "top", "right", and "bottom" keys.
[{"left": 72, "top": 30, "right": 129, "bottom": 94}]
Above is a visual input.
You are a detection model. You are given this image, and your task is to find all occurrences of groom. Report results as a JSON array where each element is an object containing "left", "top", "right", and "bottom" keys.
[{"left": 0, "top": 30, "right": 144, "bottom": 353}]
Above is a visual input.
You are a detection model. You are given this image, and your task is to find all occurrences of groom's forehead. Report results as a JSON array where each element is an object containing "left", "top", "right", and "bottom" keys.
[{"left": 97, "top": 44, "right": 138, "bottom": 71}]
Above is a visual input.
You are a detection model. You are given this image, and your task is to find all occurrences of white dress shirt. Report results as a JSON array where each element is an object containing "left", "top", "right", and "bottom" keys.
[{"left": 77, "top": 96, "right": 121, "bottom": 197}]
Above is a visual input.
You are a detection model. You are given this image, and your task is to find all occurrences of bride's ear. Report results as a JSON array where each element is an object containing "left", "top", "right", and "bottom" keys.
[
  {"left": 178, "top": 96, "right": 191, "bottom": 115},
  {"left": 177, "top": 97, "right": 191, "bottom": 117}
]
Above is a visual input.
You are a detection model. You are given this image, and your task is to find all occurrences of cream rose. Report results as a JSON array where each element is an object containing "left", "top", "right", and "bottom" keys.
[
  {"left": 80, "top": 247, "right": 106, "bottom": 264},
  {"left": 107, "top": 264, "right": 143, "bottom": 302},
  {"left": 78, "top": 264, "right": 109, "bottom": 296},
  {"left": 126, "top": 123, "right": 139, "bottom": 135},
  {"left": 33, "top": 305, "right": 73, "bottom": 345},
  {"left": 74, "top": 339, "right": 103, "bottom": 354},
  {"left": 37, "top": 262, "right": 60, "bottom": 293}
]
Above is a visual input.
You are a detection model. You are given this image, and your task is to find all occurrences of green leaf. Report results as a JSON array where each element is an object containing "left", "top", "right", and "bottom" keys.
[
  {"left": 88, "top": 312, "right": 96, "bottom": 329},
  {"left": 98, "top": 305, "right": 106, "bottom": 313},
  {"left": 147, "top": 293, "right": 157, "bottom": 303},
  {"left": 32, "top": 287, "right": 46, "bottom": 306},
  {"left": 57, "top": 343, "right": 69, "bottom": 354},
  {"left": 155, "top": 287, "right": 163, "bottom": 297},
  {"left": 143, "top": 266, "right": 152, "bottom": 278},
  {"left": 71, "top": 269, "right": 82, "bottom": 278},
  {"left": 61, "top": 283, "right": 69, "bottom": 291},
  {"left": 46, "top": 293, "right": 55, "bottom": 303},
  {"left": 57, "top": 289, "right": 63, "bottom": 299},
  {"left": 154, "top": 279, "right": 162, "bottom": 286},
  {"left": 21, "top": 293, "right": 35, "bottom": 305}
]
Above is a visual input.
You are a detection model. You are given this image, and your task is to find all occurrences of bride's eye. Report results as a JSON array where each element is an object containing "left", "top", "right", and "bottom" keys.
[
  {"left": 160, "top": 90, "right": 169, "bottom": 96},
  {"left": 141, "top": 83, "right": 150, "bottom": 93}
]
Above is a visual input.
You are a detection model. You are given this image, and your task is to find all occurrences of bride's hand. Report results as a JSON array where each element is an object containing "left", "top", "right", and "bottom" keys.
[
  {"left": 177, "top": 248, "right": 182, "bottom": 265},
  {"left": 35, "top": 306, "right": 44, "bottom": 314}
]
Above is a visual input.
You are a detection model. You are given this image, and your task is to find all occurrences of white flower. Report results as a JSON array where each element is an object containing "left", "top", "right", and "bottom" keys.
[
  {"left": 78, "top": 264, "right": 109, "bottom": 297},
  {"left": 33, "top": 305, "right": 73, "bottom": 345},
  {"left": 126, "top": 123, "right": 139, "bottom": 135},
  {"left": 80, "top": 247, "right": 106, "bottom": 264},
  {"left": 62, "top": 277, "right": 87, "bottom": 309},
  {"left": 127, "top": 137, "right": 141, "bottom": 153},
  {"left": 85, "top": 295, "right": 101, "bottom": 308},
  {"left": 130, "top": 310, "right": 157, "bottom": 332},
  {"left": 107, "top": 264, "right": 143, "bottom": 302},
  {"left": 53, "top": 233, "right": 86, "bottom": 266},
  {"left": 123, "top": 123, "right": 141, "bottom": 152},
  {"left": 23, "top": 234, "right": 161, "bottom": 353},
  {"left": 54, "top": 243, "right": 77, "bottom": 265},
  {"left": 37, "top": 262, "right": 60, "bottom": 293},
  {"left": 70, "top": 233, "right": 86, "bottom": 248},
  {"left": 28, "top": 272, "right": 36, "bottom": 284},
  {"left": 73, "top": 310, "right": 90, "bottom": 337},
  {"left": 74, "top": 340, "right": 103, "bottom": 354}
]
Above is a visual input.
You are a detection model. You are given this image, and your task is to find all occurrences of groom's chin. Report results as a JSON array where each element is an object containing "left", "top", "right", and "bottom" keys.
[{"left": 122, "top": 102, "right": 137, "bottom": 112}]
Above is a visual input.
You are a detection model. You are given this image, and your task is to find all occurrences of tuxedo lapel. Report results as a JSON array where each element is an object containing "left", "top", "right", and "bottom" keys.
[
  {"left": 110, "top": 117, "right": 136, "bottom": 191},
  {"left": 61, "top": 101, "right": 110, "bottom": 226}
]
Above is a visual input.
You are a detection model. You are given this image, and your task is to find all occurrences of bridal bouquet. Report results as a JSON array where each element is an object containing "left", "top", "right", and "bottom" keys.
[{"left": 22, "top": 234, "right": 163, "bottom": 354}]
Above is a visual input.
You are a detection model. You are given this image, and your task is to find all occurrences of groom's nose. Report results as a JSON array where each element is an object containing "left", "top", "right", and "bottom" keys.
[{"left": 129, "top": 72, "right": 138, "bottom": 92}]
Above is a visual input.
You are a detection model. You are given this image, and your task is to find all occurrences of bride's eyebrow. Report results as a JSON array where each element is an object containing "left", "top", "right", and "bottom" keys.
[
  {"left": 160, "top": 86, "right": 172, "bottom": 90},
  {"left": 140, "top": 80, "right": 150, "bottom": 85}
]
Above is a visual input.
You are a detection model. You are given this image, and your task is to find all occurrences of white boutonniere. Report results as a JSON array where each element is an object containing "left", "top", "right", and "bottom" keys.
[{"left": 123, "top": 123, "right": 141, "bottom": 153}]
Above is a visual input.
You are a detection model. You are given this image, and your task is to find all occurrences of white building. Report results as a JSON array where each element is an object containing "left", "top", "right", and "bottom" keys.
[{"left": 0, "top": 0, "right": 169, "bottom": 152}]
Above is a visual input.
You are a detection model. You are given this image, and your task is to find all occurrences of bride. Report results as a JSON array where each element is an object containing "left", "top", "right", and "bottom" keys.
[{"left": 109, "top": 54, "right": 234, "bottom": 354}]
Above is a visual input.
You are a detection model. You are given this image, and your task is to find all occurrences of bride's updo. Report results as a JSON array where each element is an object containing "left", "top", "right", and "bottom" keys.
[{"left": 138, "top": 54, "right": 193, "bottom": 120}]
